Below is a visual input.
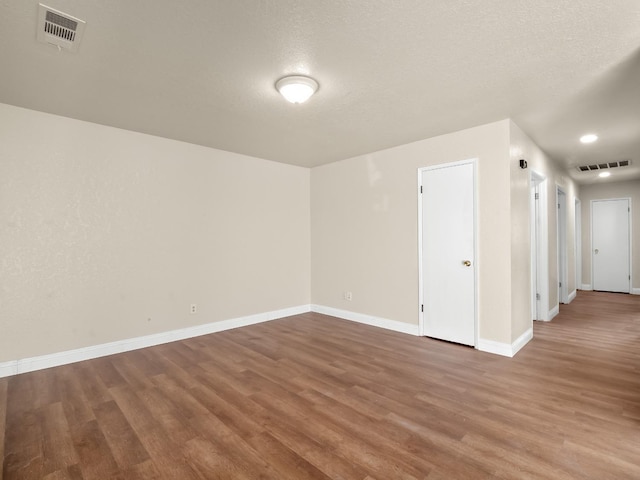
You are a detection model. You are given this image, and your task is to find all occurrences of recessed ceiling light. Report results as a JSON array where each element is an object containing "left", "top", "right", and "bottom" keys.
[
  {"left": 276, "top": 75, "right": 319, "bottom": 104},
  {"left": 580, "top": 134, "right": 598, "bottom": 144},
  {"left": 598, "top": 171, "right": 611, "bottom": 178}
]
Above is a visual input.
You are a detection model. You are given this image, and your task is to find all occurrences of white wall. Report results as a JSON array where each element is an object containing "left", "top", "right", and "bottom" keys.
[
  {"left": 580, "top": 180, "right": 640, "bottom": 292},
  {"left": 311, "top": 120, "right": 516, "bottom": 345},
  {"left": 0, "top": 103, "right": 311, "bottom": 362}
]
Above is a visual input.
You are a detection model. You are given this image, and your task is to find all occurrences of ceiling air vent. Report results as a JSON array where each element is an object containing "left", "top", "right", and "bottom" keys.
[
  {"left": 37, "top": 4, "right": 86, "bottom": 53},
  {"left": 576, "top": 160, "right": 631, "bottom": 172}
]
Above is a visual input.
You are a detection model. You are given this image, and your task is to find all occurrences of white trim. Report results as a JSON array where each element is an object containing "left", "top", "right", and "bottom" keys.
[
  {"left": 538, "top": 178, "right": 549, "bottom": 319},
  {"left": 632, "top": 288, "right": 640, "bottom": 295},
  {"left": 530, "top": 171, "right": 549, "bottom": 321},
  {"left": 548, "top": 304, "right": 560, "bottom": 321},
  {"left": 312, "top": 305, "right": 536, "bottom": 359},
  {"left": 477, "top": 339, "right": 512, "bottom": 357},
  {"left": 575, "top": 198, "right": 582, "bottom": 295},
  {"left": 477, "top": 328, "right": 532, "bottom": 358},
  {"left": 556, "top": 185, "right": 569, "bottom": 304},
  {"left": 417, "top": 167, "right": 424, "bottom": 334},
  {"left": 417, "top": 158, "right": 478, "bottom": 345},
  {"left": 512, "top": 328, "right": 534, "bottom": 356},
  {"left": 568, "top": 289, "right": 577, "bottom": 303},
  {"left": 0, "top": 361, "right": 18, "bottom": 378},
  {"left": 530, "top": 180, "right": 537, "bottom": 321},
  {"left": 581, "top": 284, "right": 592, "bottom": 291},
  {"left": 311, "top": 305, "right": 420, "bottom": 336},
  {"left": 0, "top": 305, "right": 311, "bottom": 378},
  {"left": 632, "top": 199, "right": 635, "bottom": 293}
]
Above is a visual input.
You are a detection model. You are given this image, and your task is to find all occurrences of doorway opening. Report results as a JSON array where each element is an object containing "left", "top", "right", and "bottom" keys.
[
  {"left": 557, "top": 186, "right": 568, "bottom": 305},
  {"left": 530, "top": 171, "right": 549, "bottom": 320},
  {"left": 575, "top": 198, "right": 582, "bottom": 294}
]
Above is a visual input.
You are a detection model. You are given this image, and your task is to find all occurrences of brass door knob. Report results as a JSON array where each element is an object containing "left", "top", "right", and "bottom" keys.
[{"left": 463, "top": 260, "right": 471, "bottom": 267}]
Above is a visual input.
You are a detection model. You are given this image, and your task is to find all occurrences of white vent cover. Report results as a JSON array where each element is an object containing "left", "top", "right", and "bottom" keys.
[
  {"left": 576, "top": 160, "right": 631, "bottom": 172},
  {"left": 37, "top": 4, "right": 86, "bottom": 53}
]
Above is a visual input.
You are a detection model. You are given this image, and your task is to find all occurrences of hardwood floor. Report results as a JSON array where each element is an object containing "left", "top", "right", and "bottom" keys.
[{"left": 2, "top": 291, "right": 639, "bottom": 479}]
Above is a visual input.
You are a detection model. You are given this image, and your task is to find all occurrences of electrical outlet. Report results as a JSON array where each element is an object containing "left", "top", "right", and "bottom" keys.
[
  {"left": 344, "top": 291, "right": 353, "bottom": 301},
  {"left": 190, "top": 304, "right": 197, "bottom": 314}
]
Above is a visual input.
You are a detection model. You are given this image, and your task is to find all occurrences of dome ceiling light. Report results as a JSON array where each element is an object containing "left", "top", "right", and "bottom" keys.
[{"left": 276, "top": 75, "right": 319, "bottom": 104}]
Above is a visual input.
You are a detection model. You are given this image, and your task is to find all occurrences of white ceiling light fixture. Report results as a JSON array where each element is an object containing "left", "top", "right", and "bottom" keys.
[
  {"left": 580, "top": 133, "right": 598, "bottom": 144},
  {"left": 276, "top": 75, "right": 319, "bottom": 104},
  {"left": 598, "top": 171, "right": 611, "bottom": 178}
]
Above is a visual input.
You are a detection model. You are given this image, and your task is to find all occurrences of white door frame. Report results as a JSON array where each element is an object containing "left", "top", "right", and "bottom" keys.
[
  {"left": 590, "top": 197, "right": 632, "bottom": 293},
  {"left": 575, "top": 198, "right": 582, "bottom": 293},
  {"left": 417, "top": 158, "right": 478, "bottom": 346},
  {"left": 531, "top": 171, "right": 549, "bottom": 320},
  {"left": 556, "top": 186, "right": 569, "bottom": 305},
  {"left": 530, "top": 181, "right": 538, "bottom": 320}
]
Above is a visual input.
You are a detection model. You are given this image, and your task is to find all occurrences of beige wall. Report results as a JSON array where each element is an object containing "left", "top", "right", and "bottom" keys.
[
  {"left": 508, "top": 122, "right": 533, "bottom": 340},
  {"left": 311, "top": 120, "right": 516, "bottom": 344},
  {"left": 509, "top": 121, "right": 580, "bottom": 328},
  {"left": 311, "top": 120, "right": 580, "bottom": 347},
  {"left": 0, "top": 103, "right": 311, "bottom": 362},
  {"left": 579, "top": 180, "right": 640, "bottom": 292},
  {"left": 1, "top": 102, "right": 583, "bottom": 362}
]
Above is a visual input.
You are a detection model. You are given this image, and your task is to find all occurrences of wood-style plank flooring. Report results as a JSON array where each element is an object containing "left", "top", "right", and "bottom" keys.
[{"left": 2, "top": 291, "right": 640, "bottom": 479}]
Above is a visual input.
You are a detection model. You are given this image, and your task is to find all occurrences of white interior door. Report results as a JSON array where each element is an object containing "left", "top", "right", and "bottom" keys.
[
  {"left": 420, "top": 161, "right": 476, "bottom": 346},
  {"left": 592, "top": 199, "right": 630, "bottom": 293}
]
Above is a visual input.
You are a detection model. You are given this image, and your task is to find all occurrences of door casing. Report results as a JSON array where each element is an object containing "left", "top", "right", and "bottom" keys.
[
  {"left": 530, "top": 171, "right": 549, "bottom": 320},
  {"left": 530, "top": 170, "right": 549, "bottom": 321},
  {"left": 575, "top": 198, "right": 582, "bottom": 292},
  {"left": 557, "top": 186, "right": 569, "bottom": 305}
]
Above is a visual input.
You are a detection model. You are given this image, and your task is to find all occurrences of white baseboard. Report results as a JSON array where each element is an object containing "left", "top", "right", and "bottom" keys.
[
  {"left": 0, "top": 304, "right": 311, "bottom": 378},
  {"left": 512, "top": 328, "right": 533, "bottom": 356},
  {"left": 313, "top": 305, "right": 538, "bottom": 358},
  {"left": 0, "top": 361, "right": 18, "bottom": 379},
  {"left": 535, "top": 308, "right": 554, "bottom": 322},
  {"left": 311, "top": 304, "right": 420, "bottom": 336},
  {"left": 580, "top": 286, "right": 639, "bottom": 295},
  {"left": 477, "top": 327, "right": 532, "bottom": 358},
  {"left": 581, "top": 284, "right": 592, "bottom": 291},
  {"left": 476, "top": 338, "right": 512, "bottom": 357},
  {"left": 568, "top": 289, "right": 577, "bottom": 302}
]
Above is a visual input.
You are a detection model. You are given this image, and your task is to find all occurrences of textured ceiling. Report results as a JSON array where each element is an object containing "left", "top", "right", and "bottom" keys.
[{"left": 1, "top": 1, "right": 639, "bottom": 183}]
